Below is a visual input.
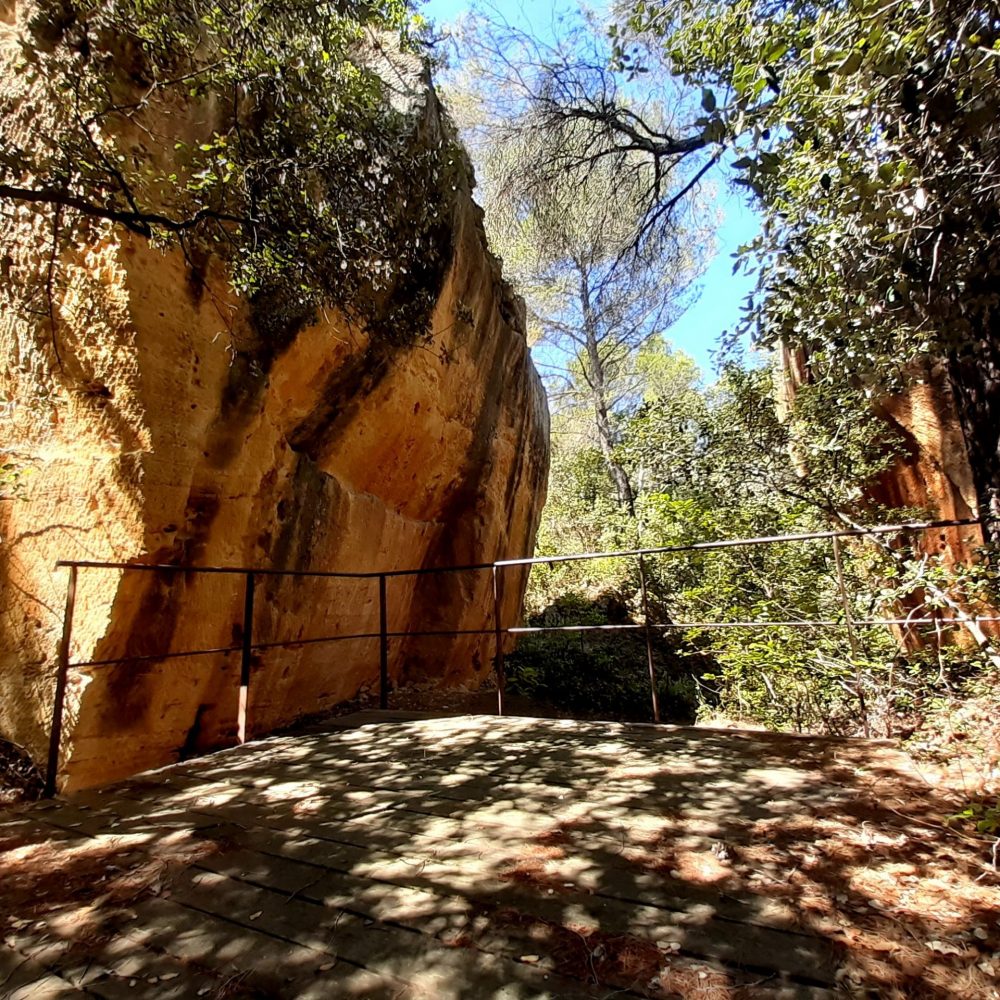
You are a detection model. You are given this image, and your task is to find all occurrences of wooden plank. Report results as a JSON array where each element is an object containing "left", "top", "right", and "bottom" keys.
[
  {"left": 193, "top": 832, "right": 838, "bottom": 984},
  {"left": 3, "top": 898, "right": 225, "bottom": 997},
  {"left": 4, "top": 973, "right": 87, "bottom": 1000},
  {"left": 53, "top": 937, "right": 221, "bottom": 999},
  {"left": 143, "top": 715, "right": 889, "bottom": 795},
  {"left": 76, "top": 766, "right": 678, "bottom": 856},
  {"left": 124, "top": 894, "right": 414, "bottom": 999},
  {"left": 284, "top": 713, "right": 791, "bottom": 752},
  {"left": 57, "top": 770, "right": 825, "bottom": 944},
  {"left": 193, "top": 848, "right": 836, "bottom": 998},
  {"left": 0, "top": 942, "right": 90, "bottom": 999},
  {"left": 11, "top": 715, "right": 907, "bottom": 999},
  {"left": 191, "top": 825, "right": 843, "bottom": 987},
  {"left": 162, "top": 865, "right": 615, "bottom": 999},
  {"left": 123, "top": 724, "right": 869, "bottom": 819}
]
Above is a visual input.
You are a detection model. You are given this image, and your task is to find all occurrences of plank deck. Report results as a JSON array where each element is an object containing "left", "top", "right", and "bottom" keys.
[{"left": 1, "top": 713, "right": 986, "bottom": 998}]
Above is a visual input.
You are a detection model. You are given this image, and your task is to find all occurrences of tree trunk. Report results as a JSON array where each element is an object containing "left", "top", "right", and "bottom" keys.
[{"left": 578, "top": 265, "right": 636, "bottom": 516}]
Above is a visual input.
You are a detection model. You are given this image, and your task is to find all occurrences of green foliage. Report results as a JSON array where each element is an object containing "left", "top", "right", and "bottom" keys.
[
  {"left": 947, "top": 799, "right": 1000, "bottom": 836},
  {"left": 526, "top": 340, "right": 709, "bottom": 610},
  {"left": 620, "top": 0, "right": 1000, "bottom": 527},
  {"left": 5, "top": 0, "right": 457, "bottom": 344},
  {"left": 443, "top": 9, "right": 713, "bottom": 518},
  {"left": 505, "top": 592, "right": 698, "bottom": 722},
  {"left": 458, "top": 0, "right": 1000, "bottom": 736},
  {"left": 524, "top": 329, "right": 991, "bottom": 734}
]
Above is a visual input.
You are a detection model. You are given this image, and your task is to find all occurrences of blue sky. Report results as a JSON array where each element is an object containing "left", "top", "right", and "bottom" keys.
[{"left": 418, "top": 0, "right": 762, "bottom": 379}]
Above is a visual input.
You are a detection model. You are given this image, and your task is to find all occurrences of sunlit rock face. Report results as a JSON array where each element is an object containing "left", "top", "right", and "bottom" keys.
[
  {"left": 779, "top": 345, "right": 983, "bottom": 559},
  {"left": 0, "top": 7, "right": 549, "bottom": 790},
  {"left": 868, "top": 363, "right": 979, "bottom": 541},
  {"left": 778, "top": 345, "right": 991, "bottom": 646}
]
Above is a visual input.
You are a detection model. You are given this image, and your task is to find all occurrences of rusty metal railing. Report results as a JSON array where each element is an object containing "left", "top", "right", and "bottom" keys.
[{"left": 43, "top": 517, "right": 995, "bottom": 795}]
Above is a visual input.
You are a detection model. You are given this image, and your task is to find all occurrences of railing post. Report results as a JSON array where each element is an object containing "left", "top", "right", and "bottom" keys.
[
  {"left": 637, "top": 555, "right": 661, "bottom": 723},
  {"left": 44, "top": 564, "right": 78, "bottom": 798},
  {"left": 379, "top": 573, "right": 389, "bottom": 710},
  {"left": 237, "top": 571, "right": 255, "bottom": 744},
  {"left": 493, "top": 564, "right": 505, "bottom": 716},
  {"left": 832, "top": 535, "right": 869, "bottom": 737}
]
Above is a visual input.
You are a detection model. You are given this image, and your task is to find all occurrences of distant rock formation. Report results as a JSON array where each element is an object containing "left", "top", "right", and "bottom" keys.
[
  {"left": 0, "top": 4, "right": 549, "bottom": 790},
  {"left": 778, "top": 343, "right": 993, "bottom": 650},
  {"left": 779, "top": 343, "right": 981, "bottom": 553}
]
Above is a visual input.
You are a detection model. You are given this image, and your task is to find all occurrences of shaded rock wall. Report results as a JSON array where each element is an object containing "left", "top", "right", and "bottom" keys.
[{"left": 0, "top": 11, "right": 549, "bottom": 790}]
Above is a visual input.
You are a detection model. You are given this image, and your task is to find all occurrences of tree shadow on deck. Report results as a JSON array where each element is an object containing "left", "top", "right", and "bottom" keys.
[{"left": 2, "top": 716, "right": 998, "bottom": 998}]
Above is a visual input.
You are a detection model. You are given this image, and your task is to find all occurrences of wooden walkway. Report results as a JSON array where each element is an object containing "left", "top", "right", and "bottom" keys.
[{"left": 1, "top": 712, "right": 995, "bottom": 998}]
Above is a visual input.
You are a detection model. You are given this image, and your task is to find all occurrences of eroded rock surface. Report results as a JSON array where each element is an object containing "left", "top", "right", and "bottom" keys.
[
  {"left": 778, "top": 344, "right": 993, "bottom": 650},
  {"left": 0, "top": 6, "right": 548, "bottom": 790},
  {"left": 780, "top": 344, "right": 984, "bottom": 560}
]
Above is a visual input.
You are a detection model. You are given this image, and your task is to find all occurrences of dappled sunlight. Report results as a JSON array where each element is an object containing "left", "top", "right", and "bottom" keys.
[
  {"left": 2, "top": 713, "right": 998, "bottom": 997},
  {"left": 259, "top": 780, "right": 324, "bottom": 802}
]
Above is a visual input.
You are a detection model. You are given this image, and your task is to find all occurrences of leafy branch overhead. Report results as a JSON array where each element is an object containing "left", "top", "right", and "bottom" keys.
[
  {"left": 473, "top": 0, "right": 999, "bottom": 535},
  {"left": 496, "top": 0, "right": 1000, "bottom": 537},
  {"left": 1, "top": 0, "right": 459, "bottom": 342},
  {"left": 447, "top": 9, "right": 719, "bottom": 265},
  {"left": 616, "top": 0, "right": 1000, "bottom": 535}
]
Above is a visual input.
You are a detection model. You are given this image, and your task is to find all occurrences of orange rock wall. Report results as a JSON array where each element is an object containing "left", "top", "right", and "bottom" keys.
[
  {"left": 778, "top": 345, "right": 991, "bottom": 647},
  {"left": 870, "top": 363, "right": 985, "bottom": 568},
  {"left": 0, "top": 10, "right": 549, "bottom": 790},
  {"left": 779, "top": 345, "right": 983, "bottom": 556}
]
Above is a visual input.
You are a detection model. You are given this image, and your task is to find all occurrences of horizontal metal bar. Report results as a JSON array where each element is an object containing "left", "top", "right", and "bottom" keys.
[
  {"left": 249, "top": 633, "right": 382, "bottom": 652},
  {"left": 75, "top": 644, "right": 242, "bottom": 667},
  {"left": 508, "top": 623, "right": 835, "bottom": 633},
  {"left": 853, "top": 616, "right": 1000, "bottom": 626},
  {"left": 68, "top": 629, "right": 503, "bottom": 668},
  {"left": 69, "top": 634, "right": 380, "bottom": 667},
  {"left": 52, "top": 560, "right": 379, "bottom": 580},
  {"left": 55, "top": 517, "right": 981, "bottom": 581},
  {"left": 250, "top": 628, "right": 498, "bottom": 652},
  {"left": 509, "top": 617, "right": 1000, "bottom": 633},
  {"left": 52, "top": 559, "right": 498, "bottom": 581},
  {"left": 494, "top": 518, "right": 983, "bottom": 569},
  {"left": 68, "top": 613, "right": 1000, "bottom": 669}
]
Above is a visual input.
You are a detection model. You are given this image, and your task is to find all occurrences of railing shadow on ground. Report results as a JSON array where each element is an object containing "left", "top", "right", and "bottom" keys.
[
  {"left": 44, "top": 517, "right": 996, "bottom": 796},
  {"left": 5, "top": 714, "right": 998, "bottom": 997}
]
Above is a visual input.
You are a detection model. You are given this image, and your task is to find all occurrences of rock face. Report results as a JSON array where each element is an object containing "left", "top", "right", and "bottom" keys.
[
  {"left": 866, "top": 363, "right": 1000, "bottom": 648},
  {"left": 778, "top": 345, "right": 993, "bottom": 648},
  {"left": 0, "top": 10, "right": 549, "bottom": 790},
  {"left": 779, "top": 345, "right": 983, "bottom": 557},
  {"left": 869, "top": 363, "right": 981, "bottom": 556}
]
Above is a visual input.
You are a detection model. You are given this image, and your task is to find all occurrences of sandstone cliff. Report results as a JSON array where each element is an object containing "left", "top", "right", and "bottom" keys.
[
  {"left": 0, "top": 6, "right": 549, "bottom": 790},
  {"left": 778, "top": 344, "right": 992, "bottom": 649},
  {"left": 778, "top": 344, "right": 983, "bottom": 558}
]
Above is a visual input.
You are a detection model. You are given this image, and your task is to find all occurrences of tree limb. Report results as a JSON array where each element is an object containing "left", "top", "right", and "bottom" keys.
[{"left": 0, "top": 184, "right": 253, "bottom": 237}]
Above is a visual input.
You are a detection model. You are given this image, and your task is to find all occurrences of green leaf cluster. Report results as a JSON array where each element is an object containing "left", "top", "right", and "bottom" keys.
[
  {"left": 620, "top": 0, "right": 1000, "bottom": 528},
  {"left": 6, "top": 0, "right": 457, "bottom": 347}
]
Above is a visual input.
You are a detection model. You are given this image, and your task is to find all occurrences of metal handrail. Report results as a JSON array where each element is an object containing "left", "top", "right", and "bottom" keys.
[
  {"left": 64, "top": 616, "right": 1000, "bottom": 670},
  {"left": 55, "top": 516, "right": 980, "bottom": 578},
  {"left": 43, "top": 516, "right": 988, "bottom": 795}
]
